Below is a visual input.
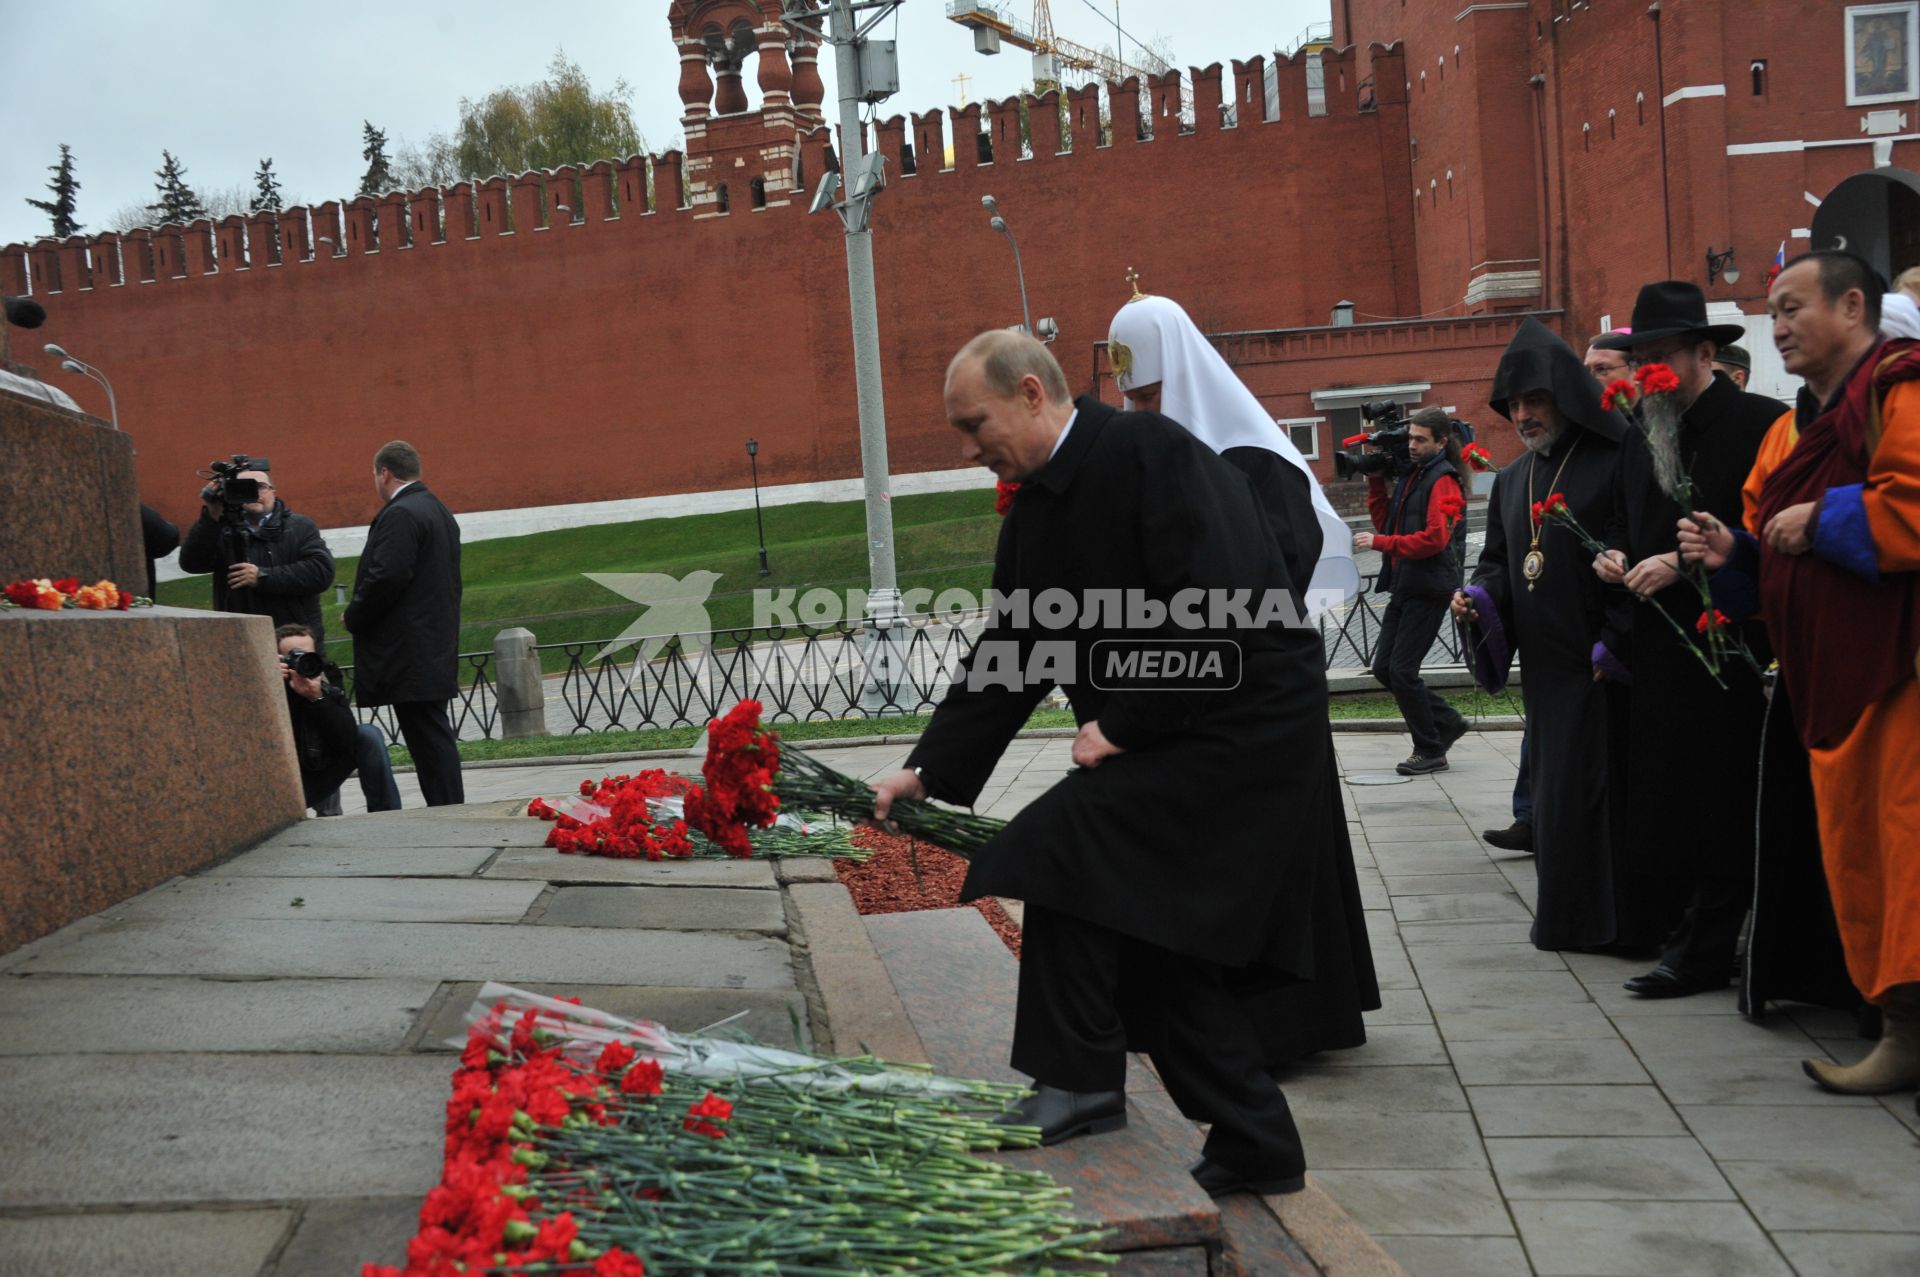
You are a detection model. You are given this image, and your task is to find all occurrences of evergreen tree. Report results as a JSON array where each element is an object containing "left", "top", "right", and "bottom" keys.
[
  {"left": 25, "top": 143, "right": 83, "bottom": 239},
  {"left": 250, "top": 158, "right": 284, "bottom": 213},
  {"left": 359, "top": 122, "right": 393, "bottom": 197},
  {"left": 147, "top": 150, "right": 208, "bottom": 224}
]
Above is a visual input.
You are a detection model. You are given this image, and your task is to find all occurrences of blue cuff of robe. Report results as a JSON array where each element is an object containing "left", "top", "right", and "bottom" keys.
[
  {"left": 1812, "top": 484, "right": 1881, "bottom": 582},
  {"left": 1460, "top": 584, "right": 1512, "bottom": 693},
  {"left": 1591, "top": 640, "right": 1632, "bottom": 686}
]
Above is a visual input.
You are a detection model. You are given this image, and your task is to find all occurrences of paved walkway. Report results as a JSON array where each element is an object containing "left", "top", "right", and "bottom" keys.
[
  {"left": 0, "top": 801, "right": 811, "bottom": 1275},
  {"left": 792, "top": 731, "right": 1920, "bottom": 1277}
]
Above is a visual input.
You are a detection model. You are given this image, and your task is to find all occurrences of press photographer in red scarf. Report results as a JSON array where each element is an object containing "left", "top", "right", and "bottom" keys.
[{"left": 1679, "top": 251, "right": 1920, "bottom": 1102}]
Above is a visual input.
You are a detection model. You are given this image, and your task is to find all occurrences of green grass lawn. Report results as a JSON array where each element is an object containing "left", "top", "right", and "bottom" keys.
[{"left": 156, "top": 489, "right": 1003, "bottom": 672}]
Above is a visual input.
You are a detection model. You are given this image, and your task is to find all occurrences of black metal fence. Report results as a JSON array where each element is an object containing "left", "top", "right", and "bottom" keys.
[{"left": 340, "top": 576, "right": 1496, "bottom": 746}]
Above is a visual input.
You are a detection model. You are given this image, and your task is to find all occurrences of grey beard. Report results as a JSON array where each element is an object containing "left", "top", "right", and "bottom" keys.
[{"left": 1521, "top": 422, "right": 1565, "bottom": 455}]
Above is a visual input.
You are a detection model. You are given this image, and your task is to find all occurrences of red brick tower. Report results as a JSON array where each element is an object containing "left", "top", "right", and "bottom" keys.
[{"left": 670, "top": 0, "right": 825, "bottom": 214}]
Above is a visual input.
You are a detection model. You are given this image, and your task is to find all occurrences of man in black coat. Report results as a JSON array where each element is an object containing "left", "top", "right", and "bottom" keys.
[
  {"left": 343, "top": 440, "right": 465, "bottom": 806},
  {"left": 177, "top": 466, "right": 335, "bottom": 648},
  {"left": 1591, "top": 282, "right": 1787, "bottom": 996},
  {"left": 871, "top": 330, "right": 1331, "bottom": 1199}
]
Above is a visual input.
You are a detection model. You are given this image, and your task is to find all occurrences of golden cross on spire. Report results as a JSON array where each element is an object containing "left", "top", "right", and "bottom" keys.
[
  {"left": 1127, "top": 267, "right": 1147, "bottom": 302},
  {"left": 953, "top": 72, "right": 973, "bottom": 106}
]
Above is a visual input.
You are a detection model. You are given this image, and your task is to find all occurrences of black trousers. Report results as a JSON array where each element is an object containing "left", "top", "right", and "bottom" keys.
[
  {"left": 1370, "top": 592, "right": 1467, "bottom": 757},
  {"left": 393, "top": 700, "right": 465, "bottom": 806},
  {"left": 1012, "top": 905, "right": 1306, "bottom": 1178},
  {"left": 1659, "top": 852, "right": 1754, "bottom": 980}
]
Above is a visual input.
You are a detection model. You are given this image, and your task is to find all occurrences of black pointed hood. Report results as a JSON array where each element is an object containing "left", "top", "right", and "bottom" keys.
[{"left": 1489, "top": 317, "right": 1629, "bottom": 442}]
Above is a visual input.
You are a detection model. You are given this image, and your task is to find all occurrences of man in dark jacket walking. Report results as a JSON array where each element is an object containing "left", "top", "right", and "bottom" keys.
[
  {"left": 343, "top": 440, "right": 465, "bottom": 806},
  {"left": 177, "top": 466, "right": 334, "bottom": 647}
]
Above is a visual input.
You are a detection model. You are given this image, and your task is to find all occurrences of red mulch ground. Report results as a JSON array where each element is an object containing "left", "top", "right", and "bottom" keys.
[{"left": 837, "top": 828, "right": 1022, "bottom": 957}]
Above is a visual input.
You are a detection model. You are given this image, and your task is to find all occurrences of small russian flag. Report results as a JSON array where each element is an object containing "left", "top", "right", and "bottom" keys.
[{"left": 1765, "top": 240, "right": 1787, "bottom": 288}]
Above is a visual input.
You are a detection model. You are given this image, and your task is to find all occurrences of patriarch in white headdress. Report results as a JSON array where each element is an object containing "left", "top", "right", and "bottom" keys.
[{"left": 1108, "top": 286, "right": 1361, "bottom": 618}]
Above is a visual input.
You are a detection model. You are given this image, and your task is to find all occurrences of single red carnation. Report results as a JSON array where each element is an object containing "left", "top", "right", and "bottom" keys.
[
  {"left": 595, "top": 1040, "right": 637, "bottom": 1078},
  {"left": 1634, "top": 362, "right": 1682, "bottom": 395},
  {"left": 594, "top": 1249, "right": 648, "bottom": 1277},
  {"left": 620, "top": 1058, "right": 665, "bottom": 1096},
  {"left": 51, "top": 577, "right": 79, "bottom": 594},
  {"left": 994, "top": 479, "right": 1022, "bottom": 516},
  {"left": 684, "top": 1090, "right": 734, "bottom": 1138}
]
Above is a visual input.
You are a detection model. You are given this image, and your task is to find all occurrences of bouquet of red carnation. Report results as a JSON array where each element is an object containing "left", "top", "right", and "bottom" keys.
[
  {"left": 691, "top": 701, "right": 1006, "bottom": 859},
  {"left": 683, "top": 699, "right": 784, "bottom": 858},
  {"left": 993, "top": 480, "right": 1021, "bottom": 516},
  {"left": 526, "top": 770, "right": 699, "bottom": 860}
]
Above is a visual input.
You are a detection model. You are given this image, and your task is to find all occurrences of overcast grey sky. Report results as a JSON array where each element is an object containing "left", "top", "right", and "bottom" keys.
[{"left": 2, "top": 1, "right": 1331, "bottom": 249}]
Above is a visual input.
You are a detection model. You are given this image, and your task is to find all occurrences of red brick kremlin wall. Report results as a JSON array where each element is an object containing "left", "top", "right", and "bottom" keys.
[
  {"left": 5, "top": 0, "right": 1911, "bottom": 533},
  {"left": 1, "top": 43, "right": 1417, "bottom": 533}
]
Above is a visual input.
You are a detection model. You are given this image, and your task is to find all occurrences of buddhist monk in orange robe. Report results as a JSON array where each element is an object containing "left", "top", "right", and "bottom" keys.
[{"left": 1681, "top": 252, "right": 1920, "bottom": 1101}]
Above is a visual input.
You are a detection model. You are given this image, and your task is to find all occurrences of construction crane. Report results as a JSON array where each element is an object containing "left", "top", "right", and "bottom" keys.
[{"left": 946, "top": 1, "right": 1172, "bottom": 97}]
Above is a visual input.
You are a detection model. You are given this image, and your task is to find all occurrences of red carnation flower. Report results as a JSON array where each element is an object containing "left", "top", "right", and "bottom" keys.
[
  {"left": 3, "top": 581, "right": 40, "bottom": 608},
  {"left": 619, "top": 1059, "right": 665, "bottom": 1097},
  {"left": 684, "top": 1090, "right": 734, "bottom": 1138},
  {"left": 1695, "top": 609, "right": 1730, "bottom": 634},
  {"left": 51, "top": 577, "right": 79, "bottom": 594},
  {"left": 595, "top": 1040, "right": 637, "bottom": 1078},
  {"left": 1544, "top": 492, "right": 1570, "bottom": 517},
  {"left": 1600, "top": 379, "right": 1637, "bottom": 412},
  {"left": 994, "top": 479, "right": 1021, "bottom": 516},
  {"left": 1530, "top": 500, "right": 1546, "bottom": 528},
  {"left": 594, "top": 1249, "right": 648, "bottom": 1277},
  {"left": 1461, "top": 441, "right": 1496, "bottom": 473},
  {"left": 1633, "top": 362, "right": 1682, "bottom": 395}
]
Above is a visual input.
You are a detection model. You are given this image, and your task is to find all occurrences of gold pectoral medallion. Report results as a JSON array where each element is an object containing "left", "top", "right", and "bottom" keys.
[{"left": 1523, "top": 549, "right": 1545, "bottom": 591}]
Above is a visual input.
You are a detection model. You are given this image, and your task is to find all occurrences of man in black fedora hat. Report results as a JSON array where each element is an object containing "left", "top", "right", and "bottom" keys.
[{"left": 1591, "top": 280, "right": 1788, "bottom": 997}]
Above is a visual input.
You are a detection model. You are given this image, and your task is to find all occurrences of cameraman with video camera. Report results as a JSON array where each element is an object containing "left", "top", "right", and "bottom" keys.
[
  {"left": 275, "top": 623, "right": 402, "bottom": 814},
  {"left": 1351, "top": 407, "right": 1473, "bottom": 775},
  {"left": 178, "top": 457, "right": 335, "bottom": 647}
]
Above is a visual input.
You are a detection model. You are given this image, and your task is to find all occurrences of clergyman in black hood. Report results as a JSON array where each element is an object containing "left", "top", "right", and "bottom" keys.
[{"left": 1452, "top": 318, "right": 1654, "bottom": 953}]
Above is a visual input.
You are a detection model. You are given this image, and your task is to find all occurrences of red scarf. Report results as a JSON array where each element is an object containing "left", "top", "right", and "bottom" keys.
[{"left": 1756, "top": 338, "right": 1920, "bottom": 749}]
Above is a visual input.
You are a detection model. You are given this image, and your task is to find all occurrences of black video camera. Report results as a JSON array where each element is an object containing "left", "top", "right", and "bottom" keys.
[
  {"left": 280, "top": 648, "right": 327, "bottom": 679},
  {"left": 204, "top": 454, "right": 270, "bottom": 517},
  {"left": 1333, "top": 400, "right": 1413, "bottom": 481}
]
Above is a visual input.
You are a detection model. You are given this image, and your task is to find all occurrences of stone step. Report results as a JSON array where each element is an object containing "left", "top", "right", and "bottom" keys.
[{"left": 862, "top": 908, "right": 1242, "bottom": 1266}]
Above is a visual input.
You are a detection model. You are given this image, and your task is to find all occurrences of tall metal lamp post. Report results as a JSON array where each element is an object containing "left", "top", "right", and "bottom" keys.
[
  {"left": 785, "top": 0, "right": 908, "bottom": 711},
  {"left": 746, "top": 438, "right": 771, "bottom": 577},
  {"left": 43, "top": 342, "right": 119, "bottom": 430},
  {"left": 981, "top": 194, "right": 1033, "bottom": 335},
  {"left": 980, "top": 195, "right": 1057, "bottom": 342}
]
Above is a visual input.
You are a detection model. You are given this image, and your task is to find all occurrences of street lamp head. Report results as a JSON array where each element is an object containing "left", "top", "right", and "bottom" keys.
[
  {"left": 746, "top": 438, "right": 759, "bottom": 457},
  {"left": 60, "top": 359, "right": 86, "bottom": 375},
  {"left": 990, "top": 216, "right": 1009, "bottom": 235},
  {"left": 43, "top": 342, "right": 68, "bottom": 359},
  {"left": 981, "top": 194, "right": 999, "bottom": 213}
]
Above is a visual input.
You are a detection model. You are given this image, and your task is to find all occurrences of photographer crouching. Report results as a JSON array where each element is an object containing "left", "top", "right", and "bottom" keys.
[
  {"left": 1348, "top": 407, "right": 1473, "bottom": 775},
  {"left": 178, "top": 456, "right": 335, "bottom": 646},
  {"left": 276, "top": 624, "right": 402, "bottom": 815}
]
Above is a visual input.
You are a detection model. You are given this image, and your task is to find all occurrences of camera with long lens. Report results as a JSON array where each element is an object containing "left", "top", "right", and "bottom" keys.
[
  {"left": 280, "top": 648, "right": 326, "bottom": 679},
  {"left": 205, "top": 454, "right": 270, "bottom": 515},
  {"left": 1333, "top": 400, "right": 1413, "bottom": 481}
]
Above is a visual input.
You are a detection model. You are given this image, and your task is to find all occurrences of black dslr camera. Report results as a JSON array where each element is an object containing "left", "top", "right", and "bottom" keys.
[
  {"left": 1332, "top": 400, "right": 1413, "bottom": 481},
  {"left": 206, "top": 454, "right": 270, "bottom": 515},
  {"left": 280, "top": 648, "right": 327, "bottom": 679}
]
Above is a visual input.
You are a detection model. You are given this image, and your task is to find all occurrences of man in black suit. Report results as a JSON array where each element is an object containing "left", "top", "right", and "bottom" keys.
[
  {"left": 871, "top": 330, "right": 1330, "bottom": 1199},
  {"left": 343, "top": 440, "right": 465, "bottom": 806}
]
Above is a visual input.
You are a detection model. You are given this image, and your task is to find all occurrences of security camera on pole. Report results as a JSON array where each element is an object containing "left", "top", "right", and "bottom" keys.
[{"left": 786, "top": 0, "right": 907, "bottom": 713}]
